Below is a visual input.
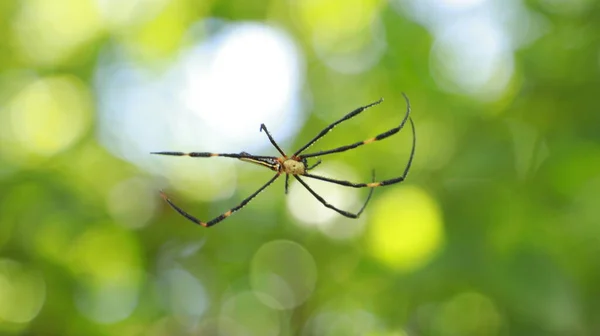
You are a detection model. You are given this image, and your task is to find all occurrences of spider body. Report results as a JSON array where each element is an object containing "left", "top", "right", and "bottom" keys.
[
  {"left": 281, "top": 157, "right": 306, "bottom": 175},
  {"left": 153, "top": 93, "right": 416, "bottom": 228}
]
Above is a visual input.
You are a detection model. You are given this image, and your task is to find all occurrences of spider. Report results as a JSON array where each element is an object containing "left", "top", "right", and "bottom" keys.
[{"left": 152, "top": 92, "right": 416, "bottom": 227}]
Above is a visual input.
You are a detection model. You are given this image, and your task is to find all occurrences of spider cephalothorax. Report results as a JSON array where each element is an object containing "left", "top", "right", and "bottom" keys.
[{"left": 153, "top": 93, "right": 416, "bottom": 228}]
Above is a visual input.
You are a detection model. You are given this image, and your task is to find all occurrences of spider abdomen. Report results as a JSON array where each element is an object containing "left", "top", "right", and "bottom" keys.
[{"left": 282, "top": 159, "right": 306, "bottom": 175}]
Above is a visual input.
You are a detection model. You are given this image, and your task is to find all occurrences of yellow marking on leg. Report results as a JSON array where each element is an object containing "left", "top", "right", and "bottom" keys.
[
  {"left": 363, "top": 137, "right": 377, "bottom": 144},
  {"left": 223, "top": 210, "right": 233, "bottom": 218},
  {"left": 367, "top": 182, "right": 381, "bottom": 187},
  {"left": 210, "top": 153, "right": 218, "bottom": 157},
  {"left": 200, "top": 222, "right": 208, "bottom": 227},
  {"left": 240, "top": 157, "right": 279, "bottom": 171}
]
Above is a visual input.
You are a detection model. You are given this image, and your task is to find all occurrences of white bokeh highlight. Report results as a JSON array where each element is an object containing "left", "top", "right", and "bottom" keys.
[
  {"left": 430, "top": 17, "right": 513, "bottom": 100},
  {"left": 183, "top": 23, "right": 303, "bottom": 146},
  {"left": 250, "top": 240, "right": 317, "bottom": 310},
  {"left": 219, "top": 291, "right": 282, "bottom": 335},
  {"left": 95, "top": 21, "right": 304, "bottom": 182},
  {"left": 394, "top": 0, "right": 547, "bottom": 101},
  {"left": 160, "top": 267, "right": 209, "bottom": 324}
]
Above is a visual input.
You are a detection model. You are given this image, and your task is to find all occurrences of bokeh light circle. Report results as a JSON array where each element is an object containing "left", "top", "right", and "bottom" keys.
[
  {"left": 432, "top": 292, "right": 503, "bottom": 335},
  {"left": 220, "top": 291, "right": 282, "bottom": 336},
  {"left": 292, "top": 0, "right": 387, "bottom": 74},
  {"left": 367, "top": 186, "right": 444, "bottom": 272},
  {"left": 5, "top": 76, "right": 91, "bottom": 161},
  {"left": 430, "top": 17, "right": 513, "bottom": 100},
  {"left": 12, "top": 0, "right": 103, "bottom": 65},
  {"left": 95, "top": 21, "right": 304, "bottom": 177},
  {"left": 250, "top": 240, "right": 317, "bottom": 310},
  {"left": 180, "top": 22, "right": 304, "bottom": 151},
  {"left": 160, "top": 267, "right": 209, "bottom": 324},
  {"left": 0, "top": 259, "right": 46, "bottom": 324},
  {"left": 106, "top": 177, "right": 158, "bottom": 229},
  {"left": 69, "top": 225, "right": 142, "bottom": 323},
  {"left": 302, "top": 308, "right": 387, "bottom": 336}
]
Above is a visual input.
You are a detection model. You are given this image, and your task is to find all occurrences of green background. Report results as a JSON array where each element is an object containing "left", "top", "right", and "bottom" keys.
[{"left": 1, "top": 0, "right": 599, "bottom": 335}]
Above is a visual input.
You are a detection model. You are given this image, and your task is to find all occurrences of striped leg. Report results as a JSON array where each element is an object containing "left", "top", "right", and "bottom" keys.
[
  {"left": 160, "top": 173, "right": 280, "bottom": 227},
  {"left": 302, "top": 173, "right": 403, "bottom": 188},
  {"left": 301, "top": 117, "right": 416, "bottom": 188},
  {"left": 300, "top": 93, "right": 411, "bottom": 159},
  {"left": 293, "top": 171, "right": 376, "bottom": 219},
  {"left": 151, "top": 151, "right": 277, "bottom": 160},
  {"left": 152, "top": 151, "right": 279, "bottom": 171},
  {"left": 292, "top": 98, "right": 384, "bottom": 156},
  {"left": 260, "top": 124, "right": 287, "bottom": 157}
]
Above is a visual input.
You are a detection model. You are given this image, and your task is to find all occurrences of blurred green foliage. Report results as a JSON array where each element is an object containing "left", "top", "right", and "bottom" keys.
[{"left": 1, "top": 0, "right": 600, "bottom": 335}]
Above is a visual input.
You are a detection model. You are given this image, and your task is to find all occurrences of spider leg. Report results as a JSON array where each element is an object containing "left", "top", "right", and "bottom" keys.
[
  {"left": 160, "top": 173, "right": 280, "bottom": 227},
  {"left": 307, "top": 159, "right": 322, "bottom": 170},
  {"left": 303, "top": 173, "right": 402, "bottom": 188},
  {"left": 285, "top": 174, "right": 290, "bottom": 194},
  {"left": 151, "top": 151, "right": 277, "bottom": 160},
  {"left": 300, "top": 93, "right": 411, "bottom": 158},
  {"left": 293, "top": 173, "right": 375, "bottom": 219},
  {"left": 302, "top": 117, "right": 416, "bottom": 188},
  {"left": 293, "top": 97, "right": 384, "bottom": 156},
  {"left": 260, "top": 124, "right": 287, "bottom": 157},
  {"left": 152, "top": 151, "right": 279, "bottom": 171}
]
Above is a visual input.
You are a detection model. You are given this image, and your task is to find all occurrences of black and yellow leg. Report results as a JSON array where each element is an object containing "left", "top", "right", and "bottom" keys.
[
  {"left": 300, "top": 93, "right": 411, "bottom": 158},
  {"left": 301, "top": 116, "right": 416, "bottom": 189},
  {"left": 151, "top": 151, "right": 277, "bottom": 160},
  {"left": 160, "top": 173, "right": 280, "bottom": 227},
  {"left": 293, "top": 98, "right": 384, "bottom": 156},
  {"left": 152, "top": 151, "right": 280, "bottom": 171},
  {"left": 302, "top": 172, "right": 403, "bottom": 188},
  {"left": 260, "top": 124, "right": 287, "bottom": 157}
]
